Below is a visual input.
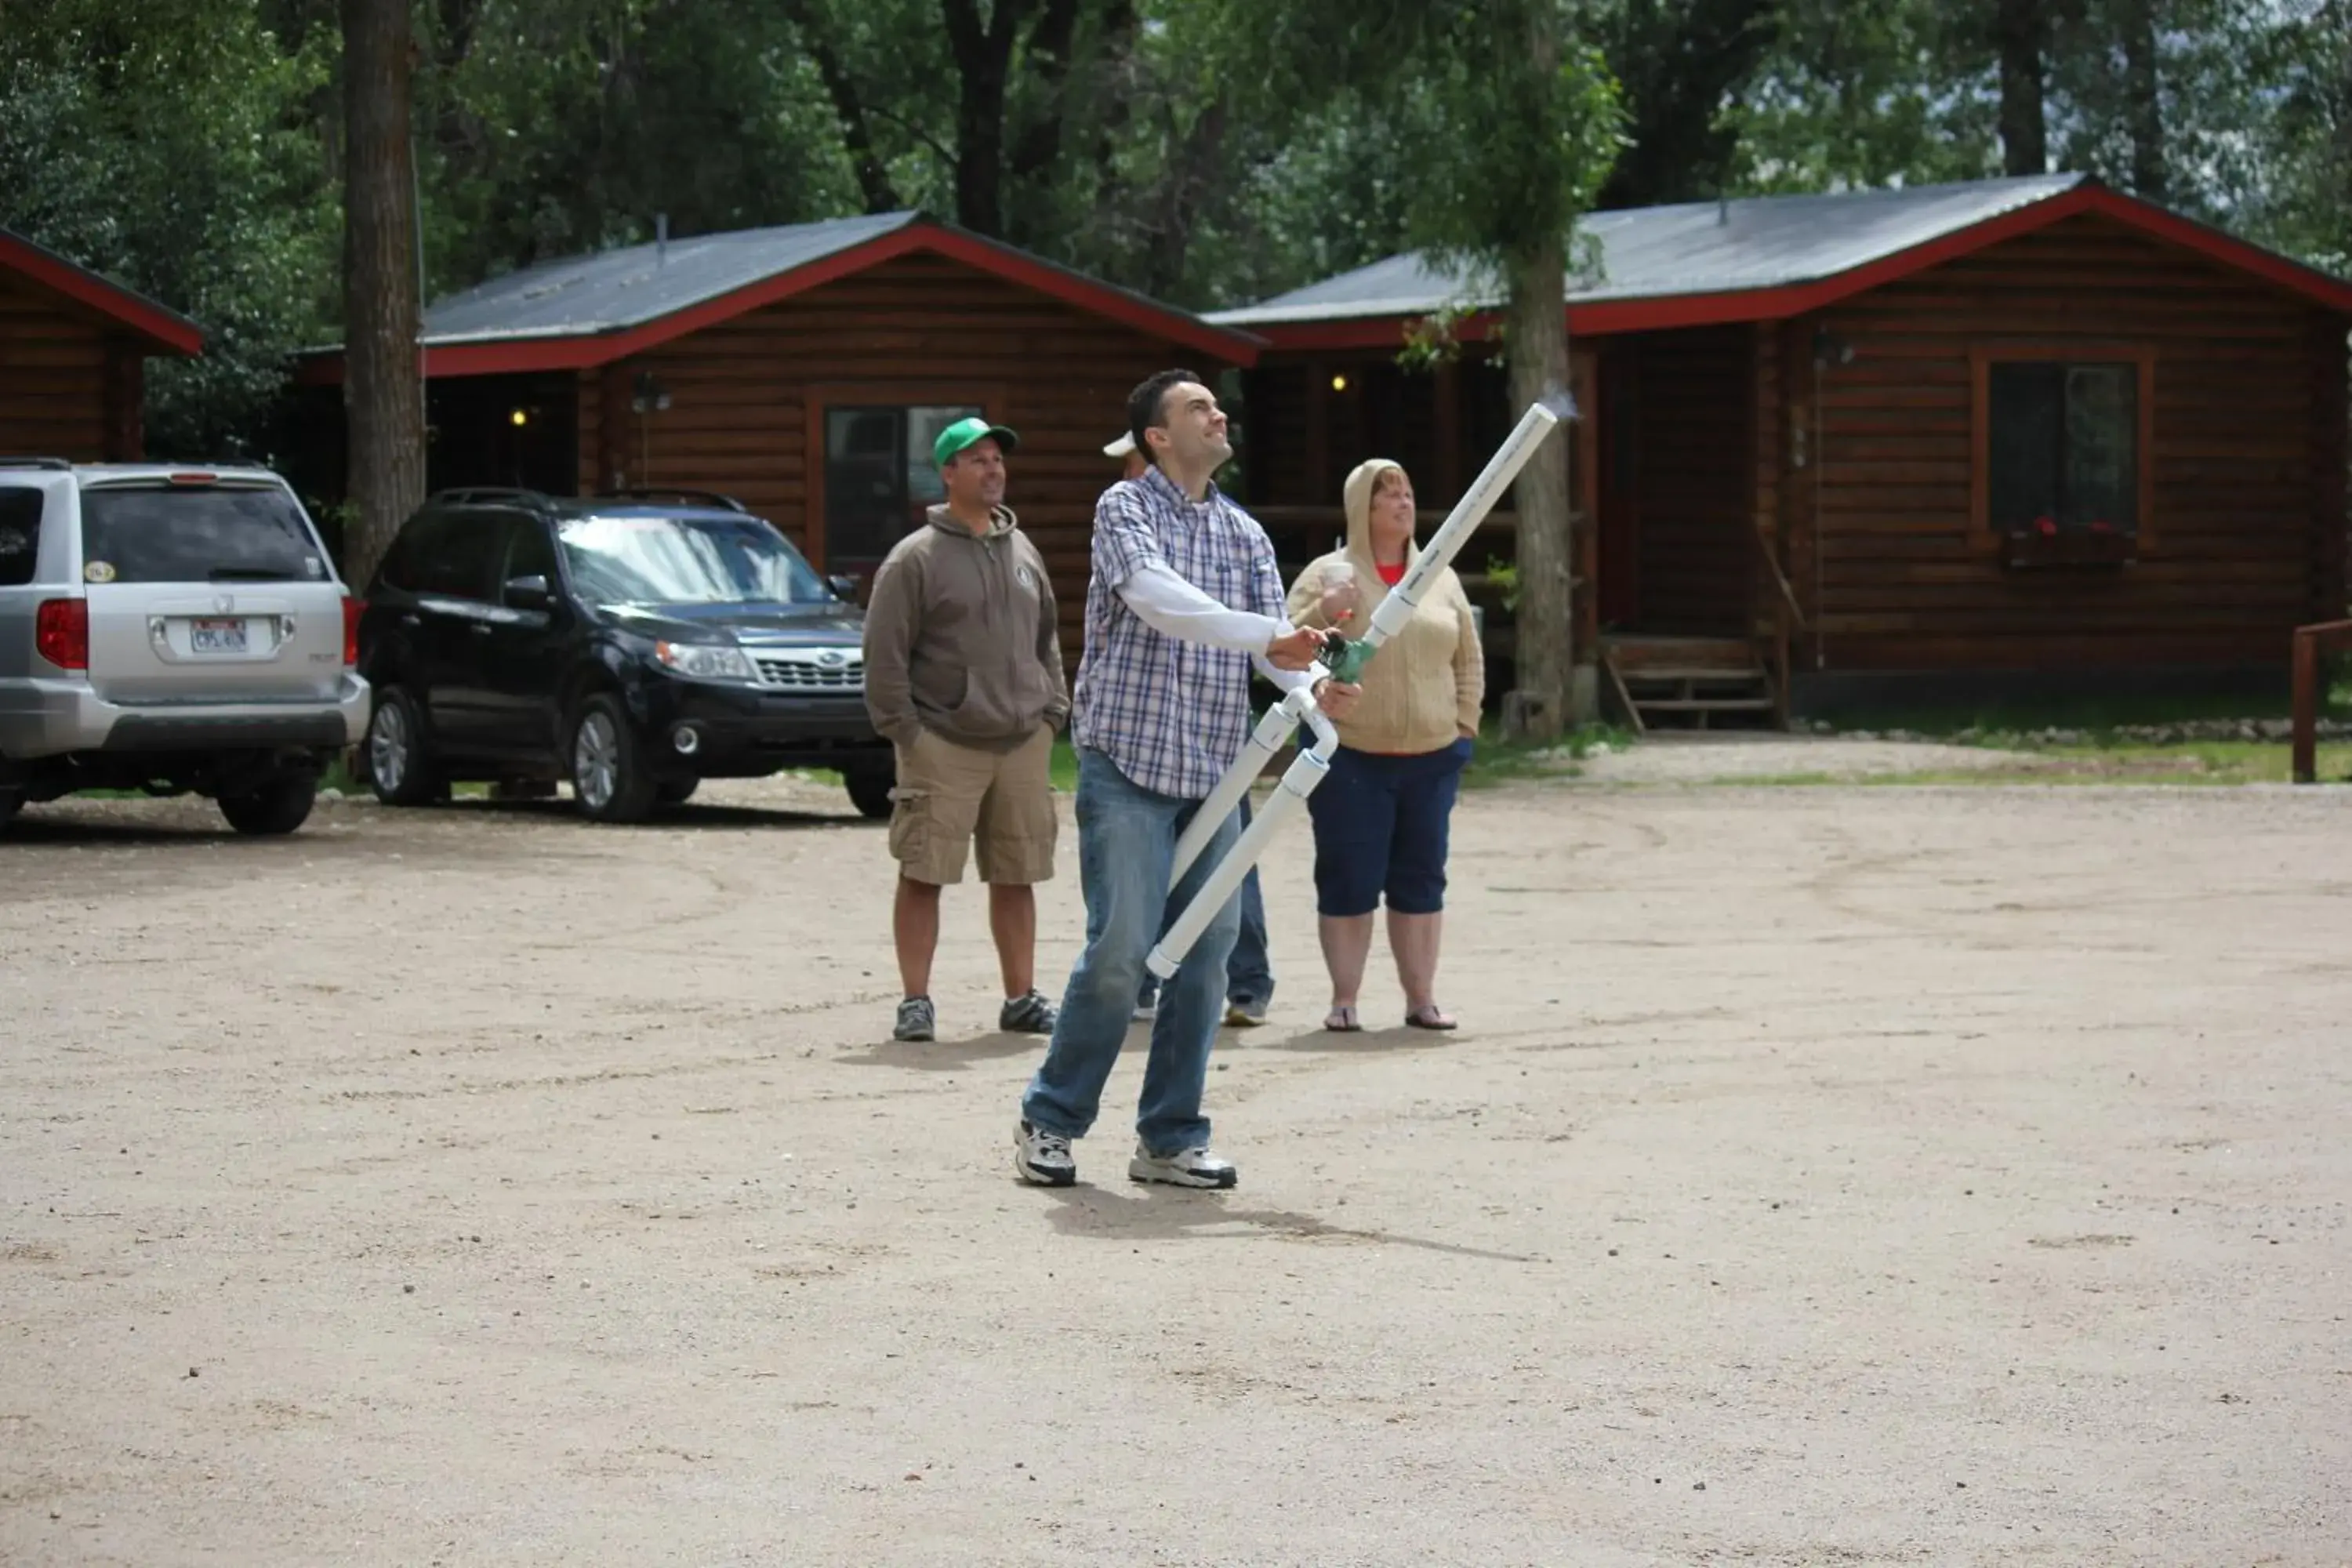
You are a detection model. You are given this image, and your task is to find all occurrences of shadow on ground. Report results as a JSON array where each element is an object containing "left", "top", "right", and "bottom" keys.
[
  {"left": 836, "top": 1031, "right": 1044, "bottom": 1071},
  {"left": 1037, "top": 1183, "right": 1540, "bottom": 1264}
]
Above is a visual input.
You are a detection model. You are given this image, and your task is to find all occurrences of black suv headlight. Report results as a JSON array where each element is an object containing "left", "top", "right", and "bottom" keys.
[{"left": 653, "top": 641, "right": 759, "bottom": 683}]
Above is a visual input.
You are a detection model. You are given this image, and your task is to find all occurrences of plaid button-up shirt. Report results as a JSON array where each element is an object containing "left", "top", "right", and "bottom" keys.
[{"left": 1069, "top": 465, "right": 1286, "bottom": 800}]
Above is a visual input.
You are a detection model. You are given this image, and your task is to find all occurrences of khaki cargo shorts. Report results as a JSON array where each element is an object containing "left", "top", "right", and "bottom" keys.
[{"left": 888, "top": 725, "right": 1058, "bottom": 886}]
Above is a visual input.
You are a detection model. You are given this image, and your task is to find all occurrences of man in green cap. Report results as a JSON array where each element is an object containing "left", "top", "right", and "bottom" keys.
[{"left": 862, "top": 416, "right": 1069, "bottom": 1043}]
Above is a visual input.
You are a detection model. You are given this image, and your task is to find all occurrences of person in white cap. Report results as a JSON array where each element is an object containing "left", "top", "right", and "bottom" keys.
[{"left": 1105, "top": 430, "right": 1148, "bottom": 482}]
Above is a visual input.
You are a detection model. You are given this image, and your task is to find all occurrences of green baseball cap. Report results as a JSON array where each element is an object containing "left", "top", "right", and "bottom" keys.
[{"left": 932, "top": 416, "right": 1019, "bottom": 466}]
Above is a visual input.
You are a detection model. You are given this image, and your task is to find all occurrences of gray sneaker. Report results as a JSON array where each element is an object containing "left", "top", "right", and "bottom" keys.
[
  {"left": 1223, "top": 998, "right": 1269, "bottom": 1028},
  {"left": 894, "top": 996, "right": 935, "bottom": 1042},
  {"left": 999, "top": 989, "right": 1056, "bottom": 1035}
]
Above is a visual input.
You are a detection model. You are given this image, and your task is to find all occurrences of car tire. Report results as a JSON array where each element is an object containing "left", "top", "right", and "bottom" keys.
[
  {"left": 367, "top": 687, "right": 442, "bottom": 808},
  {"left": 218, "top": 773, "right": 318, "bottom": 837},
  {"left": 656, "top": 777, "right": 699, "bottom": 806},
  {"left": 0, "top": 791, "right": 20, "bottom": 833},
  {"left": 568, "top": 693, "right": 657, "bottom": 823},
  {"left": 845, "top": 764, "right": 894, "bottom": 821}
]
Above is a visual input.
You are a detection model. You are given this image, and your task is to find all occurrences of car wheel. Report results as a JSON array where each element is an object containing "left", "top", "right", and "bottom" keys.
[
  {"left": 656, "top": 777, "right": 699, "bottom": 806},
  {"left": 367, "top": 688, "right": 442, "bottom": 807},
  {"left": 845, "top": 764, "right": 894, "bottom": 821},
  {"left": 218, "top": 772, "right": 318, "bottom": 837},
  {"left": 0, "top": 791, "right": 20, "bottom": 833},
  {"left": 568, "top": 694, "right": 657, "bottom": 823}
]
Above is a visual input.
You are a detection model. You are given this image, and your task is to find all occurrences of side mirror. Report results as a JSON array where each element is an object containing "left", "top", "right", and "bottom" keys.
[
  {"left": 827, "top": 574, "right": 858, "bottom": 601},
  {"left": 503, "top": 573, "right": 553, "bottom": 611}
]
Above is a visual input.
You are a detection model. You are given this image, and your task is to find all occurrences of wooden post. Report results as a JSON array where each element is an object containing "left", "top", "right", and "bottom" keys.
[
  {"left": 1433, "top": 358, "right": 1463, "bottom": 505},
  {"left": 1570, "top": 347, "right": 1599, "bottom": 668},
  {"left": 599, "top": 361, "right": 632, "bottom": 492},
  {"left": 2313, "top": 321, "right": 2348, "bottom": 622},
  {"left": 1304, "top": 360, "right": 1330, "bottom": 507},
  {"left": 2292, "top": 626, "right": 2320, "bottom": 784},
  {"left": 2292, "top": 621, "right": 2352, "bottom": 784}
]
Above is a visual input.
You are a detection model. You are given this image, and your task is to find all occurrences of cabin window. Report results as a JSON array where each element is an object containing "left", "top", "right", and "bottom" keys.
[
  {"left": 822, "top": 403, "right": 982, "bottom": 575},
  {"left": 1986, "top": 361, "right": 2139, "bottom": 538}
]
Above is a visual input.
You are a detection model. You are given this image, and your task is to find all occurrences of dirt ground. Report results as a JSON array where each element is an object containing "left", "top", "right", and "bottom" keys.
[
  {"left": 1566, "top": 733, "right": 2042, "bottom": 783},
  {"left": 3, "top": 773, "right": 2349, "bottom": 1566}
]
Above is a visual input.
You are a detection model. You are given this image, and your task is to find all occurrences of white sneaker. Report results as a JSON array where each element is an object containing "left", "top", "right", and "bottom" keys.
[
  {"left": 1128, "top": 1142, "right": 1237, "bottom": 1189},
  {"left": 1014, "top": 1120, "right": 1077, "bottom": 1186}
]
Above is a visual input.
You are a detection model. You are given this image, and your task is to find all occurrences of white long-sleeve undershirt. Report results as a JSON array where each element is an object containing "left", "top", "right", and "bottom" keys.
[{"left": 1116, "top": 562, "right": 1319, "bottom": 693}]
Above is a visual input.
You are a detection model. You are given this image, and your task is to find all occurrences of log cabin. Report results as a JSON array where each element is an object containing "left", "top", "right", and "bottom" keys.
[
  {"left": 296, "top": 213, "right": 1265, "bottom": 661},
  {"left": 1209, "top": 175, "right": 2352, "bottom": 726},
  {"left": 0, "top": 227, "right": 204, "bottom": 462}
]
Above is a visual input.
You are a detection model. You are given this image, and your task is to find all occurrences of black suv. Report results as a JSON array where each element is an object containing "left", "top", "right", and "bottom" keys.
[{"left": 355, "top": 488, "right": 891, "bottom": 822}]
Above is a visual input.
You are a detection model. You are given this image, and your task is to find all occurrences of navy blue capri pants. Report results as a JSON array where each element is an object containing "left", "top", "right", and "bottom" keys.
[{"left": 1305, "top": 739, "right": 1472, "bottom": 917}]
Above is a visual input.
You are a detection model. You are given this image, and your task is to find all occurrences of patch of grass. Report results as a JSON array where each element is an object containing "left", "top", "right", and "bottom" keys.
[
  {"left": 1811, "top": 673, "right": 2352, "bottom": 742},
  {"left": 1714, "top": 741, "right": 2352, "bottom": 789},
  {"left": 1461, "top": 720, "right": 1632, "bottom": 787}
]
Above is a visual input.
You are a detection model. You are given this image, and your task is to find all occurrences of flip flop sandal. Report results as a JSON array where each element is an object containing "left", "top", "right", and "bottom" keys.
[
  {"left": 1323, "top": 1006, "right": 1362, "bottom": 1033},
  {"left": 1405, "top": 1004, "right": 1457, "bottom": 1031}
]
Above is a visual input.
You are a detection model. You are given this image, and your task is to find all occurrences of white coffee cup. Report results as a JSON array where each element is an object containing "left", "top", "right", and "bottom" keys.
[{"left": 1319, "top": 561, "right": 1362, "bottom": 625}]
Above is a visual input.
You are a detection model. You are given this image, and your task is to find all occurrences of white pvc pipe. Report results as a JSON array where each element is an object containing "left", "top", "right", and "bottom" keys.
[
  {"left": 1142, "top": 399, "right": 1562, "bottom": 978},
  {"left": 1168, "top": 683, "right": 1318, "bottom": 884},
  {"left": 1363, "top": 398, "right": 1560, "bottom": 651},
  {"left": 1145, "top": 746, "right": 1330, "bottom": 982}
]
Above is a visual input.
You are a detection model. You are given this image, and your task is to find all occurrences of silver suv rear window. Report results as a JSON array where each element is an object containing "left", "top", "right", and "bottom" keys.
[
  {"left": 80, "top": 486, "right": 329, "bottom": 585},
  {"left": 0, "top": 488, "right": 39, "bottom": 587}
]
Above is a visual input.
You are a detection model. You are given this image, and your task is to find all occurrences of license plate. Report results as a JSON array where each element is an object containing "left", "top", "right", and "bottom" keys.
[{"left": 190, "top": 618, "right": 249, "bottom": 655}]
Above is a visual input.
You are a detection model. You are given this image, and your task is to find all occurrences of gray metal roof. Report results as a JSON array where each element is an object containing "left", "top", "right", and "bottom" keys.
[
  {"left": 418, "top": 211, "right": 920, "bottom": 345},
  {"left": 1207, "top": 174, "right": 2089, "bottom": 325}
]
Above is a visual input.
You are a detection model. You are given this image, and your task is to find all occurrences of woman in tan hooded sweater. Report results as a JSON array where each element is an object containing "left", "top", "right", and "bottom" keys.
[{"left": 1286, "top": 458, "right": 1484, "bottom": 1031}]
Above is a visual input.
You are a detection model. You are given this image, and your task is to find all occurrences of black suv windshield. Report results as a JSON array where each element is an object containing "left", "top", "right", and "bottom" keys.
[
  {"left": 557, "top": 514, "right": 831, "bottom": 607},
  {"left": 80, "top": 485, "right": 328, "bottom": 584}
]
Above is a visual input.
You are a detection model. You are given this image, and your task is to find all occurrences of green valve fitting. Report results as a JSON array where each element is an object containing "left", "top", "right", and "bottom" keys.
[{"left": 1320, "top": 630, "right": 1376, "bottom": 684}]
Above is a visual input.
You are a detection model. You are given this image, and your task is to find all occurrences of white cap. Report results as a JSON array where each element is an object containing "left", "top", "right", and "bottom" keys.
[{"left": 1102, "top": 431, "right": 1136, "bottom": 459}]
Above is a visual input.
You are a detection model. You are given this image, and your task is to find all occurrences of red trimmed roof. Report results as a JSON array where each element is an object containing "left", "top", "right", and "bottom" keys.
[
  {"left": 1223, "top": 180, "right": 2352, "bottom": 352},
  {"left": 0, "top": 228, "right": 204, "bottom": 356},
  {"left": 299, "top": 216, "right": 1263, "bottom": 383}
]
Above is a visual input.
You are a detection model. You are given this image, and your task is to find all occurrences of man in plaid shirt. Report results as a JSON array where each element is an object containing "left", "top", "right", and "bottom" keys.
[{"left": 1015, "top": 369, "right": 1359, "bottom": 1191}]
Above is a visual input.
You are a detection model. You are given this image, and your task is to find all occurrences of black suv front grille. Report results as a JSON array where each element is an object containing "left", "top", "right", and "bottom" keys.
[{"left": 752, "top": 655, "right": 862, "bottom": 690}]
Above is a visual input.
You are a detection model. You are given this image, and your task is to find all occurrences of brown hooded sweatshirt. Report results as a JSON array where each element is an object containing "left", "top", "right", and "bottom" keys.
[
  {"left": 1285, "top": 458, "right": 1483, "bottom": 754},
  {"left": 862, "top": 503, "right": 1069, "bottom": 753}
]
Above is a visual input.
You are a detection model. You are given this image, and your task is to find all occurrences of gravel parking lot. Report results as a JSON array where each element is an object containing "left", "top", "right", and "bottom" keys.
[{"left": 3, "top": 777, "right": 2348, "bottom": 1566}]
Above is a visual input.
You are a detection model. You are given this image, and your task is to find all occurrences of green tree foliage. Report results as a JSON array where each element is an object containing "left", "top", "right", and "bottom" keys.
[
  {"left": 0, "top": 0, "right": 338, "bottom": 459},
  {"left": 412, "top": 0, "right": 860, "bottom": 291},
  {"left": 3, "top": 0, "right": 2344, "bottom": 470}
]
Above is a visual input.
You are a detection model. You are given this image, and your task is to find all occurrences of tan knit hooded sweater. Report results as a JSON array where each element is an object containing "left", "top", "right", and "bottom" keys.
[{"left": 1285, "top": 457, "right": 1484, "bottom": 755}]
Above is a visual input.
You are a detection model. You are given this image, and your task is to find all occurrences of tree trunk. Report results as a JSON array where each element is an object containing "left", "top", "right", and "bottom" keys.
[
  {"left": 339, "top": 0, "right": 425, "bottom": 588},
  {"left": 1503, "top": 238, "right": 1576, "bottom": 741},
  {"left": 942, "top": 0, "right": 1029, "bottom": 235},
  {"left": 1994, "top": 0, "right": 2049, "bottom": 175},
  {"left": 785, "top": 0, "right": 901, "bottom": 213},
  {"left": 2120, "top": 0, "right": 2166, "bottom": 198}
]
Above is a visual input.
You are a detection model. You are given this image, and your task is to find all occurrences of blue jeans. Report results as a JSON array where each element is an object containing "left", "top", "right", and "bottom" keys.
[
  {"left": 1022, "top": 749, "right": 1246, "bottom": 1155},
  {"left": 1136, "top": 795, "right": 1273, "bottom": 1011}
]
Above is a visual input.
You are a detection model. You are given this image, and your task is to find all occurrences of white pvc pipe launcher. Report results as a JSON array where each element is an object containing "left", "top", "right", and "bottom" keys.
[{"left": 1141, "top": 399, "right": 1563, "bottom": 984}]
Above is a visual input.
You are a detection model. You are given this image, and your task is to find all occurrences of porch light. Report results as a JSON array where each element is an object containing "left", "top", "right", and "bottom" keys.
[
  {"left": 510, "top": 408, "right": 528, "bottom": 426},
  {"left": 1330, "top": 373, "right": 1349, "bottom": 391}
]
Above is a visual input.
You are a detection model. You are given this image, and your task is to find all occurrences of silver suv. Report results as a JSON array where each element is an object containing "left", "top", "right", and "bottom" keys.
[{"left": 0, "top": 459, "right": 369, "bottom": 835}]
